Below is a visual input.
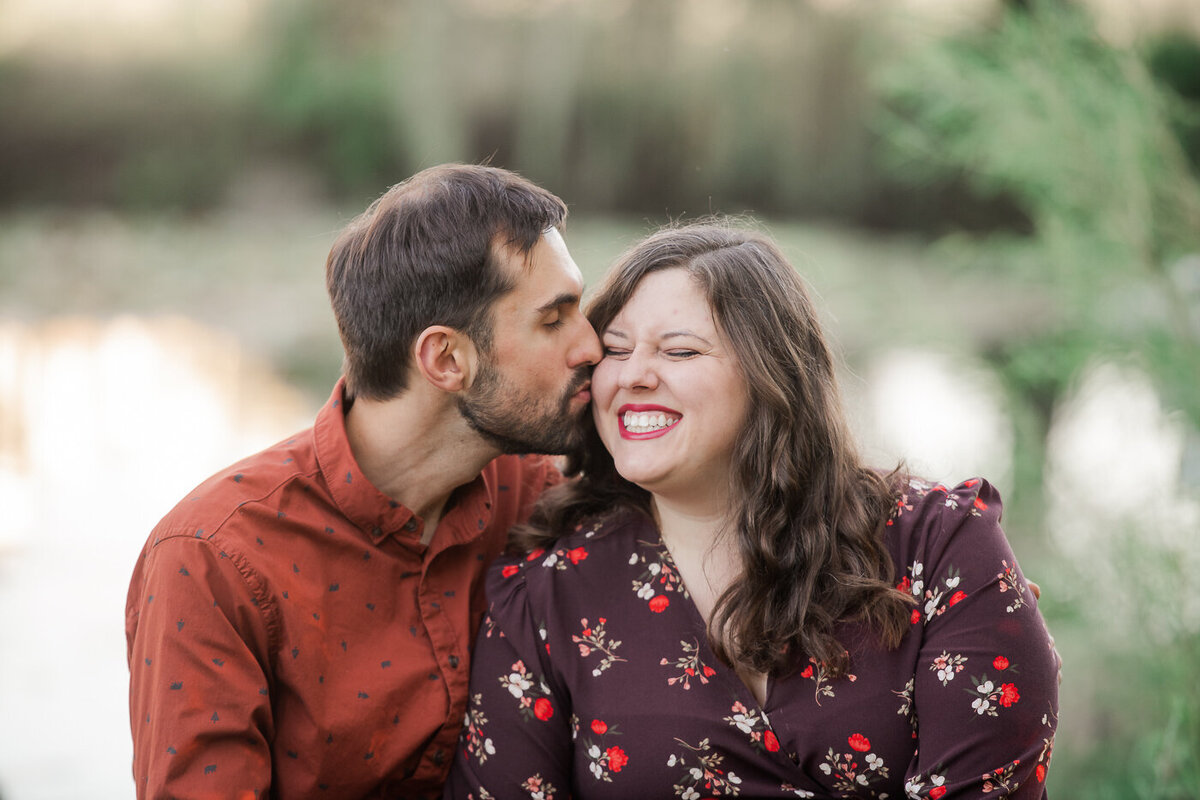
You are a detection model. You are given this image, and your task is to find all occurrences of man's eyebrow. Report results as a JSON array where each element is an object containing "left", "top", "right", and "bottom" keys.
[{"left": 535, "top": 292, "right": 580, "bottom": 313}]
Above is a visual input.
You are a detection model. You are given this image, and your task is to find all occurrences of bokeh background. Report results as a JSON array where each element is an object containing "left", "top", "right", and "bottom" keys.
[{"left": 2, "top": 0, "right": 1199, "bottom": 797}]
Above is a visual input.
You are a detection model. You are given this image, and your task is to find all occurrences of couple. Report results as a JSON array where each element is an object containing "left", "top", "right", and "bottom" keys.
[{"left": 126, "top": 164, "right": 1058, "bottom": 799}]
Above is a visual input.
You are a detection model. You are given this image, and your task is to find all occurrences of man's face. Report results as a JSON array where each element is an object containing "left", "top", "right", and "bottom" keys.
[{"left": 457, "top": 228, "right": 602, "bottom": 455}]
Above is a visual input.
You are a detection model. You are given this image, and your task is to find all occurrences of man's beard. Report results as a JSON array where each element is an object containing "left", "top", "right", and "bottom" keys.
[{"left": 457, "top": 362, "right": 589, "bottom": 455}]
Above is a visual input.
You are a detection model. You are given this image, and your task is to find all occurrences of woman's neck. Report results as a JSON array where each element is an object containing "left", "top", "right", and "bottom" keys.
[{"left": 652, "top": 495, "right": 741, "bottom": 624}]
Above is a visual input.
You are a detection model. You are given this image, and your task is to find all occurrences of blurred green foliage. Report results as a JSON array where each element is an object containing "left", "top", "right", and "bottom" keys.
[
  {"left": 0, "top": 0, "right": 1033, "bottom": 228},
  {"left": 876, "top": 1, "right": 1200, "bottom": 795}
]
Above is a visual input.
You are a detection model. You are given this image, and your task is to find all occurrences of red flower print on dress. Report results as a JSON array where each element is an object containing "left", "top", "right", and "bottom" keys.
[
  {"left": 911, "top": 609, "right": 922, "bottom": 625},
  {"left": 798, "top": 656, "right": 855, "bottom": 706},
  {"left": 819, "top": 743, "right": 890, "bottom": 793},
  {"left": 929, "top": 786, "right": 946, "bottom": 799},
  {"left": 631, "top": 541, "right": 690, "bottom": 616},
  {"left": 538, "top": 538, "right": 597, "bottom": 571},
  {"left": 591, "top": 719, "right": 608, "bottom": 735},
  {"left": 1036, "top": 763, "right": 1046, "bottom": 782},
  {"left": 501, "top": 660, "right": 557, "bottom": 723},
  {"left": 969, "top": 673, "right": 1021, "bottom": 717},
  {"left": 571, "top": 617, "right": 626, "bottom": 677},
  {"left": 723, "top": 700, "right": 781, "bottom": 755},
  {"left": 993, "top": 655, "right": 1009, "bottom": 671},
  {"left": 948, "top": 590, "right": 967, "bottom": 607},
  {"left": 981, "top": 760, "right": 1020, "bottom": 794},
  {"left": 533, "top": 697, "right": 554, "bottom": 721},
  {"left": 847, "top": 733, "right": 871, "bottom": 752},
  {"left": 662, "top": 638, "right": 717, "bottom": 690},
  {"left": 501, "top": 564, "right": 520, "bottom": 578},
  {"left": 461, "top": 692, "right": 495, "bottom": 767},
  {"left": 526, "top": 548, "right": 545, "bottom": 562},
  {"left": 606, "top": 746, "right": 628, "bottom": 773}
]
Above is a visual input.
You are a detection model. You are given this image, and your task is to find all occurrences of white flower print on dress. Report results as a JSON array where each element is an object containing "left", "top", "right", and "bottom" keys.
[
  {"left": 819, "top": 734, "right": 891, "bottom": 796},
  {"left": 722, "top": 700, "right": 782, "bottom": 754},
  {"left": 461, "top": 693, "right": 496, "bottom": 766},
  {"left": 668, "top": 738, "right": 741, "bottom": 797},
  {"left": 631, "top": 539, "right": 689, "bottom": 614},
  {"left": 580, "top": 718, "right": 629, "bottom": 782},
  {"left": 500, "top": 660, "right": 557, "bottom": 723},
  {"left": 931, "top": 651, "right": 968, "bottom": 686},
  {"left": 968, "top": 673, "right": 1021, "bottom": 718}
]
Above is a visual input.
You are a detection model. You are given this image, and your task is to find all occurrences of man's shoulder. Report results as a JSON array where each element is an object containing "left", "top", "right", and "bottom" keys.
[{"left": 148, "top": 428, "right": 320, "bottom": 547}]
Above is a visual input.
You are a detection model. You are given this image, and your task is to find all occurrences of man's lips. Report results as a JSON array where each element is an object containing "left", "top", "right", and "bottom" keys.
[
  {"left": 617, "top": 403, "right": 681, "bottom": 440},
  {"left": 569, "top": 381, "right": 591, "bottom": 405}
]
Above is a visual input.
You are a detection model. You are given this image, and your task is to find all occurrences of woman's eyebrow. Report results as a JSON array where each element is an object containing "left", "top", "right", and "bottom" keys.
[
  {"left": 662, "top": 330, "right": 713, "bottom": 346},
  {"left": 603, "top": 328, "right": 714, "bottom": 347}
]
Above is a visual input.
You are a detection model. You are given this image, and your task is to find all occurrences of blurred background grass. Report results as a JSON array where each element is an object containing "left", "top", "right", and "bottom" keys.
[{"left": 1, "top": 0, "right": 1199, "bottom": 797}]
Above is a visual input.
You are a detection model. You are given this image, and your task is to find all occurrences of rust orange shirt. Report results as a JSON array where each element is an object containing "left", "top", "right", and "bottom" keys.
[{"left": 125, "top": 380, "right": 560, "bottom": 799}]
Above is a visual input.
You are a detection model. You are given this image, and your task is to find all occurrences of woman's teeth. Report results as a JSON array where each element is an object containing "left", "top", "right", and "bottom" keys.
[{"left": 622, "top": 411, "right": 679, "bottom": 433}]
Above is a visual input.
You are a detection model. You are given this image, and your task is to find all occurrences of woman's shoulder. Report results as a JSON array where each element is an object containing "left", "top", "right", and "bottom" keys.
[
  {"left": 883, "top": 476, "right": 1007, "bottom": 564},
  {"left": 486, "top": 508, "right": 653, "bottom": 602},
  {"left": 886, "top": 475, "right": 1002, "bottom": 531}
]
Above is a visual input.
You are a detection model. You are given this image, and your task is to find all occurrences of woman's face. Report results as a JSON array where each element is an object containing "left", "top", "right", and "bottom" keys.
[{"left": 591, "top": 268, "right": 749, "bottom": 505}]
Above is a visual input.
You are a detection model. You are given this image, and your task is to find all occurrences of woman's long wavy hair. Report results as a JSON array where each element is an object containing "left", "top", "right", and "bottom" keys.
[{"left": 511, "top": 219, "right": 913, "bottom": 677}]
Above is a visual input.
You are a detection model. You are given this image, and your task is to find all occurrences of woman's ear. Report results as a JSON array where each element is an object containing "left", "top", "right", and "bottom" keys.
[{"left": 413, "top": 326, "right": 478, "bottom": 393}]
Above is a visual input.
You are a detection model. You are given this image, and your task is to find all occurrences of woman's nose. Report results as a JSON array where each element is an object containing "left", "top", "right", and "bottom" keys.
[{"left": 618, "top": 349, "right": 658, "bottom": 391}]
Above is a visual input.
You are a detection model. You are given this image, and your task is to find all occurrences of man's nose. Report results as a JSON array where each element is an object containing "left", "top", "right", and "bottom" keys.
[{"left": 569, "top": 317, "right": 602, "bottom": 368}]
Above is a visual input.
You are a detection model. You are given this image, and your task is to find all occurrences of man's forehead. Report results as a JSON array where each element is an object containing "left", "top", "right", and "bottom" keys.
[{"left": 494, "top": 229, "right": 583, "bottom": 299}]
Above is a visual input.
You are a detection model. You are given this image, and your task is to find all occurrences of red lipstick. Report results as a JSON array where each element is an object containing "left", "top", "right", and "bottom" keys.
[{"left": 617, "top": 404, "right": 681, "bottom": 440}]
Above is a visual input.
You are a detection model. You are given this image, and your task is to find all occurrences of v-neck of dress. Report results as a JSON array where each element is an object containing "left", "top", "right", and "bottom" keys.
[{"left": 651, "top": 531, "right": 777, "bottom": 716}]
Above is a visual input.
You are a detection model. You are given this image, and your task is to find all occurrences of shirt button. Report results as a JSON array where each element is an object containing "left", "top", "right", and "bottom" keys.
[
  {"left": 403, "top": 519, "right": 418, "bottom": 532},
  {"left": 448, "top": 655, "right": 460, "bottom": 669}
]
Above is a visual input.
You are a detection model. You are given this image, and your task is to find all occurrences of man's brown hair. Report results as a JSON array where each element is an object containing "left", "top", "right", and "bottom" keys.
[{"left": 326, "top": 164, "right": 568, "bottom": 399}]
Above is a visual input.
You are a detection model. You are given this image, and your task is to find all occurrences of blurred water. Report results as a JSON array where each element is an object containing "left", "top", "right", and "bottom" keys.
[{"left": 0, "top": 317, "right": 313, "bottom": 800}]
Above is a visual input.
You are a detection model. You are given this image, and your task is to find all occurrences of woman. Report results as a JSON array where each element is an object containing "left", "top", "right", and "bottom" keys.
[{"left": 445, "top": 221, "right": 1059, "bottom": 799}]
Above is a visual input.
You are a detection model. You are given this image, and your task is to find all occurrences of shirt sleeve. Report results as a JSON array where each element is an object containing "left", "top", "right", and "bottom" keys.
[
  {"left": 901, "top": 479, "right": 1059, "bottom": 799},
  {"left": 126, "top": 534, "right": 276, "bottom": 800},
  {"left": 444, "top": 559, "right": 574, "bottom": 800}
]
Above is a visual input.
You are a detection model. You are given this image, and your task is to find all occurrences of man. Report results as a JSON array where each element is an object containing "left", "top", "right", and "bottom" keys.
[{"left": 125, "top": 164, "right": 601, "bottom": 799}]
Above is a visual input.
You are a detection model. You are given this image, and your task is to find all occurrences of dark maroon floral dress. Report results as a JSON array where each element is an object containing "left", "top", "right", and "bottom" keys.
[{"left": 444, "top": 479, "right": 1059, "bottom": 799}]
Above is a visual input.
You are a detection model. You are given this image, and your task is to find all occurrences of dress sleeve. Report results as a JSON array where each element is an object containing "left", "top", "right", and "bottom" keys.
[
  {"left": 444, "top": 559, "right": 574, "bottom": 800},
  {"left": 126, "top": 535, "right": 276, "bottom": 800},
  {"left": 901, "top": 479, "right": 1058, "bottom": 799}
]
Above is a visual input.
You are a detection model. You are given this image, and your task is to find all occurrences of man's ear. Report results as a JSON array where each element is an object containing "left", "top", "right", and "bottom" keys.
[{"left": 413, "top": 326, "right": 477, "bottom": 393}]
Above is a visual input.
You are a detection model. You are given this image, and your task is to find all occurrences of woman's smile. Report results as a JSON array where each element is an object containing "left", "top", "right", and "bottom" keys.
[{"left": 618, "top": 403, "right": 682, "bottom": 438}]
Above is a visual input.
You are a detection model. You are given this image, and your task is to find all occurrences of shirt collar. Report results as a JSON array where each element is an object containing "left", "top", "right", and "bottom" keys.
[{"left": 313, "top": 379, "right": 495, "bottom": 548}]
